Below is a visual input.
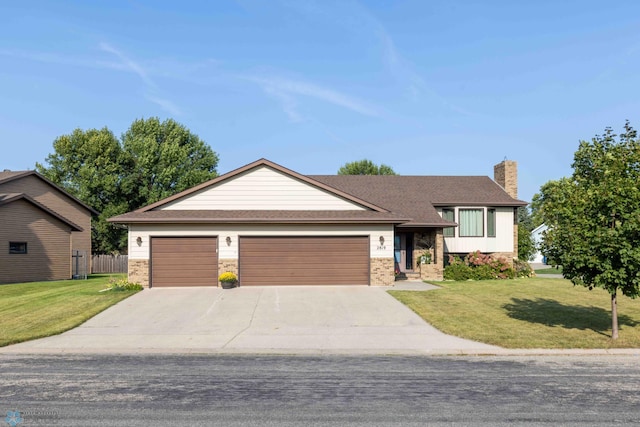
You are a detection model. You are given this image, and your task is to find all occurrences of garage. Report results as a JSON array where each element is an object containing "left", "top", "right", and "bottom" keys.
[
  {"left": 150, "top": 237, "right": 218, "bottom": 287},
  {"left": 239, "top": 236, "right": 369, "bottom": 286}
]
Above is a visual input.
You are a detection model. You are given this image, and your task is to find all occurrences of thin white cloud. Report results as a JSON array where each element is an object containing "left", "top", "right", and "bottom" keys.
[
  {"left": 0, "top": 48, "right": 125, "bottom": 72},
  {"left": 263, "top": 85, "right": 303, "bottom": 122},
  {"left": 98, "top": 42, "right": 182, "bottom": 115},
  {"left": 279, "top": 0, "right": 474, "bottom": 115},
  {"left": 246, "top": 75, "right": 382, "bottom": 120},
  {"left": 1, "top": 44, "right": 183, "bottom": 116},
  {"left": 99, "top": 42, "right": 156, "bottom": 89},
  {"left": 145, "top": 95, "right": 182, "bottom": 116}
]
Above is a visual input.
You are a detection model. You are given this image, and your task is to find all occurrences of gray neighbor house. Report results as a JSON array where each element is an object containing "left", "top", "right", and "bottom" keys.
[{"left": 109, "top": 158, "right": 526, "bottom": 288}]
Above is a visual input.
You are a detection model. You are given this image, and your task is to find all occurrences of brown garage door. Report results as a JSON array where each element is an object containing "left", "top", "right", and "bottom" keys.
[
  {"left": 151, "top": 237, "right": 218, "bottom": 287},
  {"left": 239, "top": 236, "right": 369, "bottom": 286}
]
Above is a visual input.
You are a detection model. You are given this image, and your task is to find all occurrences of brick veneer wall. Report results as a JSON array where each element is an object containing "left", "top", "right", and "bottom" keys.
[
  {"left": 494, "top": 160, "right": 518, "bottom": 199},
  {"left": 218, "top": 258, "right": 238, "bottom": 287},
  {"left": 129, "top": 259, "right": 149, "bottom": 287},
  {"left": 370, "top": 258, "right": 394, "bottom": 286},
  {"left": 420, "top": 263, "right": 443, "bottom": 281}
]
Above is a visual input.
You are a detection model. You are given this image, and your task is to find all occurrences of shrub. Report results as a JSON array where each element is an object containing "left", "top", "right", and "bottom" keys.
[
  {"left": 514, "top": 259, "right": 534, "bottom": 278},
  {"left": 106, "top": 277, "right": 143, "bottom": 292},
  {"left": 443, "top": 256, "right": 474, "bottom": 280},
  {"left": 443, "top": 251, "right": 518, "bottom": 281}
]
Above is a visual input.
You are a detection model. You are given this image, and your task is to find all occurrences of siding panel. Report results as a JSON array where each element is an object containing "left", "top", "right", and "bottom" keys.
[
  {"left": 0, "top": 200, "right": 72, "bottom": 284},
  {"left": 160, "top": 167, "right": 366, "bottom": 211},
  {"left": 0, "top": 175, "right": 92, "bottom": 259}
]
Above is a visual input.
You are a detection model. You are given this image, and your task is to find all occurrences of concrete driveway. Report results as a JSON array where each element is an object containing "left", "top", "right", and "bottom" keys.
[{"left": 2, "top": 285, "right": 498, "bottom": 355}]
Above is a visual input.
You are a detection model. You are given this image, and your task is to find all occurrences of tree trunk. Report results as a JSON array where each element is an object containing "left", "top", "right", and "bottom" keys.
[{"left": 611, "top": 291, "right": 619, "bottom": 340}]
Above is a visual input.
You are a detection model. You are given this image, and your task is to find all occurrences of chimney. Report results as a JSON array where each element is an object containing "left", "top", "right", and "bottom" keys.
[{"left": 494, "top": 160, "right": 518, "bottom": 199}]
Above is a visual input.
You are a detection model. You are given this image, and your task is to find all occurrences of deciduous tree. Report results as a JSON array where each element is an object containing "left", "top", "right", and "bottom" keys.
[
  {"left": 536, "top": 121, "right": 640, "bottom": 338},
  {"left": 36, "top": 118, "right": 219, "bottom": 254},
  {"left": 337, "top": 159, "right": 396, "bottom": 175}
]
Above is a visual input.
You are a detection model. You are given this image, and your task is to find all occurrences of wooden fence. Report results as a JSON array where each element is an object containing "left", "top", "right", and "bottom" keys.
[{"left": 91, "top": 255, "right": 128, "bottom": 274}]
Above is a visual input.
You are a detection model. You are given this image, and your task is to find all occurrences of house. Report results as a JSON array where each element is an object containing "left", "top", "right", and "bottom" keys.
[
  {"left": 531, "top": 223, "right": 548, "bottom": 264},
  {"left": 109, "top": 158, "right": 525, "bottom": 288},
  {"left": 0, "top": 171, "right": 97, "bottom": 284}
]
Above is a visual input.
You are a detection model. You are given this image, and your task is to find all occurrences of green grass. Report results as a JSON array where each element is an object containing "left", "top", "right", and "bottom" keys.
[
  {"left": 0, "top": 274, "right": 141, "bottom": 347},
  {"left": 534, "top": 266, "right": 564, "bottom": 274},
  {"left": 389, "top": 278, "right": 640, "bottom": 349}
]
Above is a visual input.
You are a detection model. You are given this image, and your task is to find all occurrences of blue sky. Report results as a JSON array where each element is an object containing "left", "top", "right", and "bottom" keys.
[{"left": 2, "top": 1, "right": 639, "bottom": 203}]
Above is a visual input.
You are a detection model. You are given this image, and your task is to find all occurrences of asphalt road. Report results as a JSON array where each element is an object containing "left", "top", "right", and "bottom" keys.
[{"left": 1, "top": 354, "right": 640, "bottom": 426}]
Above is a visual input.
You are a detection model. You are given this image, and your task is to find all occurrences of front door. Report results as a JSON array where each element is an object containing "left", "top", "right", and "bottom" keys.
[{"left": 394, "top": 233, "right": 413, "bottom": 273}]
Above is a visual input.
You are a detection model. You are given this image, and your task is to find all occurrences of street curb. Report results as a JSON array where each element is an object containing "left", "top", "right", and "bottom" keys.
[{"left": 1, "top": 347, "right": 639, "bottom": 357}]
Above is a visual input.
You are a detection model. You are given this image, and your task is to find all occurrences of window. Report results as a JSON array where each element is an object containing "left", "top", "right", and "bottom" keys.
[
  {"left": 459, "top": 209, "right": 484, "bottom": 237},
  {"left": 442, "top": 209, "right": 455, "bottom": 237},
  {"left": 9, "top": 242, "right": 27, "bottom": 254},
  {"left": 487, "top": 209, "right": 496, "bottom": 238}
]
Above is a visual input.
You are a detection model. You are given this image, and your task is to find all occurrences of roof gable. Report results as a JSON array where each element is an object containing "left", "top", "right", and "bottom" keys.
[
  {"left": 0, "top": 170, "right": 98, "bottom": 215},
  {"left": 139, "top": 159, "right": 388, "bottom": 212},
  {"left": 0, "top": 193, "right": 83, "bottom": 231}
]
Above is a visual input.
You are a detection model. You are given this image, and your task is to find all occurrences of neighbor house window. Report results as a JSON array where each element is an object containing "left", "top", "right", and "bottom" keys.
[
  {"left": 487, "top": 209, "right": 496, "bottom": 238},
  {"left": 442, "top": 208, "right": 455, "bottom": 237},
  {"left": 9, "top": 242, "right": 27, "bottom": 254},
  {"left": 459, "top": 209, "right": 484, "bottom": 237}
]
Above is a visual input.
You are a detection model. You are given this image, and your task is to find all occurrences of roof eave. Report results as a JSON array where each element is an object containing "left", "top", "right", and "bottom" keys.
[
  {"left": 432, "top": 201, "right": 528, "bottom": 207},
  {"left": 108, "top": 217, "right": 409, "bottom": 225}
]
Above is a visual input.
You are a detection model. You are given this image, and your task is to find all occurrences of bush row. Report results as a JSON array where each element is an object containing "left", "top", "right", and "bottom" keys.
[{"left": 443, "top": 251, "right": 533, "bottom": 281}]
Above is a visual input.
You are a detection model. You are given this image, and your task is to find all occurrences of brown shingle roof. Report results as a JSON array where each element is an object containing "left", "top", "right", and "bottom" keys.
[
  {"left": 0, "top": 170, "right": 99, "bottom": 215},
  {"left": 309, "top": 175, "right": 527, "bottom": 227},
  {"left": 108, "top": 159, "right": 526, "bottom": 227}
]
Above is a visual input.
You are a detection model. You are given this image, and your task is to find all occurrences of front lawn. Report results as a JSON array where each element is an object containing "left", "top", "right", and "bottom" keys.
[
  {"left": 389, "top": 278, "right": 640, "bottom": 348},
  {"left": 534, "top": 266, "right": 563, "bottom": 275},
  {"left": 0, "top": 275, "right": 141, "bottom": 347}
]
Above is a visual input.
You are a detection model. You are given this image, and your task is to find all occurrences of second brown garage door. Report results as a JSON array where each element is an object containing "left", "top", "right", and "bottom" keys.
[
  {"left": 239, "top": 236, "right": 369, "bottom": 286},
  {"left": 151, "top": 237, "right": 218, "bottom": 287}
]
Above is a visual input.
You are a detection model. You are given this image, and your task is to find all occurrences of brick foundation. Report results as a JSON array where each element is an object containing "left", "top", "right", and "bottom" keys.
[
  {"left": 420, "top": 263, "right": 443, "bottom": 281},
  {"left": 128, "top": 259, "right": 149, "bottom": 288},
  {"left": 218, "top": 258, "right": 238, "bottom": 287},
  {"left": 370, "top": 258, "right": 394, "bottom": 286}
]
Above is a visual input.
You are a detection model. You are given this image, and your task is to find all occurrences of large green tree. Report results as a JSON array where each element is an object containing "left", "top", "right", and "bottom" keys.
[
  {"left": 535, "top": 121, "right": 640, "bottom": 338},
  {"left": 337, "top": 159, "right": 396, "bottom": 175},
  {"left": 37, "top": 117, "right": 219, "bottom": 254},
  {"left": 120, "top": 117, "right": 219, "bottom": 208},
  {"left": 517, "top": 207, "right": 535, "bottom": 261}
]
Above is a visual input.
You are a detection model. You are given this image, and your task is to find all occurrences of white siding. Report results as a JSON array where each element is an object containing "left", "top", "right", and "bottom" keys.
[
  {"left": 129, "top": 223, "right": 394, "bottom": 260},
  {"left": 440, "top": 207, "right": 515, "bottom": 254},
  {"left": 160, "top": 166, "right": 366, "bottom": 211}
]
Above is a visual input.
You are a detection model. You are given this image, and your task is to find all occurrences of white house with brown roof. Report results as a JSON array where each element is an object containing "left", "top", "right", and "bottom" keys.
[{"left": 109, "top": 159, "right": 525, "bottom": 288}]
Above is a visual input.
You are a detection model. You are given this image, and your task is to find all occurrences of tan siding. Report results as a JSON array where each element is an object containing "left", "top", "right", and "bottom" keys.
[
  {"left": 0, "top": 175, "right": 92, "bottom": 259},
  {"left": 128, "top": 223, "right": 394, "bottom": 260},
  {"left": 239, "top": 236, "right": 369, "bottom": 286},
  {"left": 150, "top": 237, "right": 218, "bottom": 287},
  {"left": 160, "top": 166, "right": 366, "bottom": 211},
  {"left": 0, "top": 199, "right": 72, "bottom": 284}
]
